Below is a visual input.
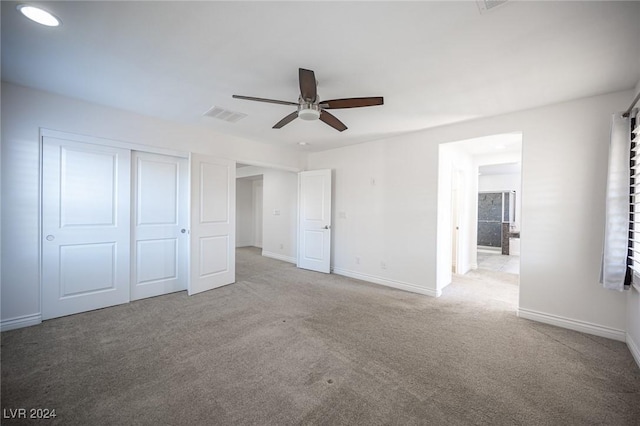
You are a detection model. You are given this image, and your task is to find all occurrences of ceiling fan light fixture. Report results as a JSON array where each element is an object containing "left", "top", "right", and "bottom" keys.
[
  {"left": 298, "top": 108, "right": 320, "bottom": 121},
  {"left": 17, "top": 4, "right": 61, "bottom": 27},
  {"left": 298, "top": 102, "right": 321, "bottom": 121}
]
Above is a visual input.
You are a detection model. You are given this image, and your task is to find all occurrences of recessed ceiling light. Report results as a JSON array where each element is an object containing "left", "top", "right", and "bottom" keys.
[
  {"left": 17, "top": 4, "right": 61, "bottom": 27},
  {"left": 298, "top": 142, "right": 309, "bottom": 146}
]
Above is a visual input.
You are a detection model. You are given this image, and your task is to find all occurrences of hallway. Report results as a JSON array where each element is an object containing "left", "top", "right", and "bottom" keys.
[{"left": 477, "top": 251, "right": 520, "bottom": 274}]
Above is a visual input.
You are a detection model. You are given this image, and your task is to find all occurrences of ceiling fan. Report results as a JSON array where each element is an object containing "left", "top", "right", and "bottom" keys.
[{"left": 232, "top": 68, "right": 383, "bottom": 132}]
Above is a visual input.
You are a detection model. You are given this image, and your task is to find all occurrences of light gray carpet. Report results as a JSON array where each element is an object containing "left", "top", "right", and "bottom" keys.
[{"left": 2, "top": 247, "right": 639, "bottom": 425}]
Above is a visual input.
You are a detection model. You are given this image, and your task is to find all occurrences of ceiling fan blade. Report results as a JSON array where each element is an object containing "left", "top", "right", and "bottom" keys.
[
  {"left": 320, "top": 97, "right": 384, "bottom": 109},
  {"left": 299, "top": 68, "right": 317, "bottom": 102},
  {"left": 273, "top": 111, "right": 299, "bottom": 129},
  {"left": 319, "top": 111, "right": 347, "bottom": 132},
  {"left": 233, "top": 95, "right": 298, "bottom": 106}
]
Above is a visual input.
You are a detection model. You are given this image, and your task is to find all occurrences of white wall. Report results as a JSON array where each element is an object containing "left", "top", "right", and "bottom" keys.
[
  {"left": 479, "top": 173, "right": 519, "bottom": 192},
  {"left": 628, "top": 79, "right": 640, "bottom": 365},
  {"left": 310, "top": 136, "right": 440, "bottom": 297},
  {"left": 253, "top": 180, "right": 263, "bottom": 248},
  {"left": 1, "top": 82, "right": 304, "bottom": 328},
  {"left": 236, "top": 178, "right": 255, "bottom": 247},
  {"left": 262, "top": 170, "right": 298, "bottom": 263},
  {"left": 308, "top": 89, "right": 632, "bottom": 340}
]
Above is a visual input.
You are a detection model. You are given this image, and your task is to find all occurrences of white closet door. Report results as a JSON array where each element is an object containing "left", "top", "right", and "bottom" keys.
[
  {"left": 131, "top": 152, "right": 188, "bottom": 301},
  {"left": 298, "top": 169, "right": 332, "bottom": 273},
  {"left": 189, "top": 154, "right": 236, "bottom": 295},
  {"left": 42, "top": 137, "right": 131, "bottom": 320}
]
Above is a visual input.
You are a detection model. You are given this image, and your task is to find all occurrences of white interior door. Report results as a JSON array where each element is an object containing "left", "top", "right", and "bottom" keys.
[
  {"left": 131, "top": 152, "right": 188, "bottom": 301},
  {"left": 297, "top": 170, "right": 332, "bottom": 273},
  {"left": 42, "top": 137, "right": 131, "bottom": 320},
  {"left": 452, "top": 186, "right": 458, "bottom": 274},
  {"left": 451, "top": 169, "right": 459, "bottom": 274},
  {"left": 189, "top": 154, "right": 236, "bottom": 295}
]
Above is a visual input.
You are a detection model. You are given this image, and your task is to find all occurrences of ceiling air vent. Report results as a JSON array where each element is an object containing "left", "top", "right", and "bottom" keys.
[
  {"left": 203, "top": 106, "right": 247, "bottom": 123},
  {"left": 476, "top": 0, "right": 509, "bottom": 14}
]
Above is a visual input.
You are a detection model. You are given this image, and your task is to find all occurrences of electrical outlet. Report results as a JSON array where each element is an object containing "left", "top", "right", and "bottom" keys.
[
  {"left": 338, "top": 211, "right": 347, "bottom": 219},
  {"left": 279, "top": 244, "right": 284, "bottom": 249},
  {"left": 380, "top": 261, "right": 387, "bottom": 270},
  {"left": 355, "top": 256, "right": 360, "bottom": 264},
  {"left": 273, "top": 209, "right": 280, "bottom": 216}
]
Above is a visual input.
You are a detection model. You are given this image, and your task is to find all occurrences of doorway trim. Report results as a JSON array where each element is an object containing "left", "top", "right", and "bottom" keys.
[
  {"left": 41, "top": 129, "right": 189, "bottom": 159},
  {"left": 436, "top": 132, "right": 523, "bottom": 295}
]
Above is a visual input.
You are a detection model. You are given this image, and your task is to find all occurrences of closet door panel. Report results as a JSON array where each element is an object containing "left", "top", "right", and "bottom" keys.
[
  {"left": 42, "top": 137, "right": 131, "bottom": 320},
  {"left": 131, "top": 152, "right": 188, "bottom": 300}
]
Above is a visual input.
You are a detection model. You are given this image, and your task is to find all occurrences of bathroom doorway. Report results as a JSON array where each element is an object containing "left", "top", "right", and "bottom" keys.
[
  {"left": 477, "top": 162, "right": 521, "bottom": 275},
  {"left": 438, "top": 132, "right": 522, "bottom": 303}
]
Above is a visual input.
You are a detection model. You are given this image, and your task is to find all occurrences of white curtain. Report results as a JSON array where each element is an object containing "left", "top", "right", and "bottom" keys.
[{"left": 601, "top": 113, "right": 631, "bottom": 291}]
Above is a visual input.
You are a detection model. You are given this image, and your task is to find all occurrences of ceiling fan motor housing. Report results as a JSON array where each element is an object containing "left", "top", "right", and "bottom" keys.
[{"left": 298, "top": 102, "right": 321, "bottom": 121}]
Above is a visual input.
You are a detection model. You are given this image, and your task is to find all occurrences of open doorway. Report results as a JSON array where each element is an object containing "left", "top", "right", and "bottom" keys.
[
  {"left": 236, "top": 165, "right": 263, "bottom": 249},
  {"left": 235, "top": 163, "right": 298, "bottom": 272},
  {"left": 477, "top": 162, "right": 521, "bottom": 275},
  {"left": 437, "top": 133, "right": 522, "bottom": 305}
]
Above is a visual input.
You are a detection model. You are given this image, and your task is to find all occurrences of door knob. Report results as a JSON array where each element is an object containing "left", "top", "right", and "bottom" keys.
[
  {"left": 323, "top": 225, "right": 331, "bottom": 230},
  {"left": 46, "top": 235, "right": 55, "bottom": 241},
  {"left": 181, "top": 229, "right": 187, "bottom": 234}
]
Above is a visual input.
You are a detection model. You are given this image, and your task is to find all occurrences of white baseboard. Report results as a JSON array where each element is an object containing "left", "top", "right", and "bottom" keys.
[
  {"left": 332, "top": 268, "right": 440, "bottom": 297},
  {"left": 518, "top": 308, "right": 626, "bottom": 342},
  {"left": 1, "top": 313, "right": 42, "bottom": 332},
  {"left": 627, "top": 333, "right": 640, "bottom": 370},
  {"left": 261, "top": 250, "right": 296, "bottom": 264}
]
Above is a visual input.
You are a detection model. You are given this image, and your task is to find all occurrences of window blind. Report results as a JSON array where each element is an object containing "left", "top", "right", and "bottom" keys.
[{"left": 629, "top": 112, "right": 639, "bottom": 288}]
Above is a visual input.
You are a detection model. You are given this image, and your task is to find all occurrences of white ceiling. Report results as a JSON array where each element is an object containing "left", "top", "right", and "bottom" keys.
[{"left": 2, "top": 1, "right": 639, "bottom": 152}]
